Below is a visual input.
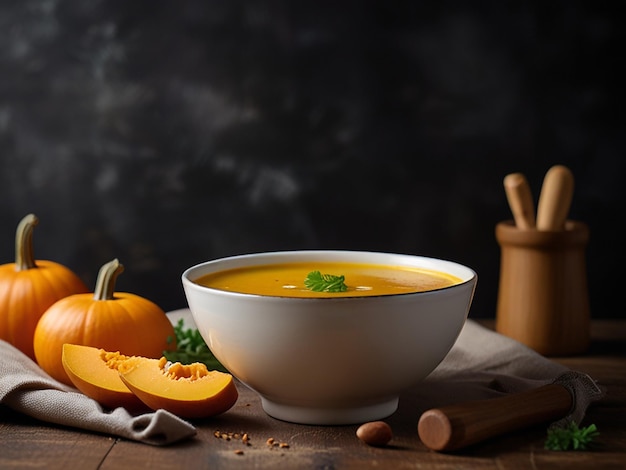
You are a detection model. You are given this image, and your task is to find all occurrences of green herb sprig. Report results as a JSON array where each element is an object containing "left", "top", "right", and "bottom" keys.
[
  {"left": 164, "top": 319, "right": 227, "bottom": 372},
  {"left": 305, "top": 271, "right": 348, "bottom": 293},
  {"left": 545, "top": 422, "right": 599, "bottom": 451}
]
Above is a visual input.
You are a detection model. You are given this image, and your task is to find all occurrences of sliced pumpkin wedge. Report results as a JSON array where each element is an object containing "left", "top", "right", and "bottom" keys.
[
  {"left": 62, "top": 343, "right": 146, "bottom": 411},
  {"left": 118, "top": 356, "right": 238, "bottom": 419}
]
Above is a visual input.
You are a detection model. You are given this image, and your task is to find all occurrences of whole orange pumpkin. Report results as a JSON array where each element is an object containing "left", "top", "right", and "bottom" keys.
[
  {"left": 0, "top": 214, "right": 89, "bottom": 360},
  {"left": 33, "top": 258, "right": 177, "bottom": 385}
]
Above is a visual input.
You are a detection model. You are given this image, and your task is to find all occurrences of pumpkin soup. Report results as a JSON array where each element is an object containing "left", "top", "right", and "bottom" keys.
[{"left": 195, "top": 262, "right": 462, "bottom": 298}]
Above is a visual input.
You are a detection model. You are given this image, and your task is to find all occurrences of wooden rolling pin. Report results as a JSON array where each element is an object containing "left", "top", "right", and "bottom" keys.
[
  {"left": 417, "top": 383, "right": 573, "bottom": 452},
  {"left": 503, "top": 172, "right": 535, "bottom": 229},
  {"left": 536, "top": 165, "right": 574, "bottom": 230}
]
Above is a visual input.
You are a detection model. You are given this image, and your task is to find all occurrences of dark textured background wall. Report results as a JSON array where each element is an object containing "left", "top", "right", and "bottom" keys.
[{"left": 1, "top": 1, "right": 623, "bottom": 319}]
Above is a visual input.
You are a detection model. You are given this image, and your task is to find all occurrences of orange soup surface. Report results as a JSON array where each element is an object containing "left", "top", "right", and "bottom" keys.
[{"left": 195, "top": 262, "right": 462, "bottom": 298}]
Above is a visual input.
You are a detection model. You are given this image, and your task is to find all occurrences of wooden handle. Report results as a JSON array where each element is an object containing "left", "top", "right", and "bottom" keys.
[
  {"left": 503, "top": 173, "right": 535, "bottom": 229},
  {"left": 417, "top": 383, "right": 572, "bottom": 452},
  {"left": 536, "top": 165, "right": 574, "bottom": 231}
]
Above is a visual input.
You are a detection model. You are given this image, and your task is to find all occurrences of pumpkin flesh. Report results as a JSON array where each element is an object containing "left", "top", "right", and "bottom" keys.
[
  {"left": 62, "top": 343, "right": 146, "bottom": 411},
  {"left": 119, "top": 356, "right": 239, "bottom": 419}
]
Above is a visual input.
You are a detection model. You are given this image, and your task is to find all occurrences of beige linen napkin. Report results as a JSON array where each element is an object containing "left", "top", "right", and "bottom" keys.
[
  {"left": 0, "top": 339, "right": 196, "bottom": 445},
  {"left": 421, "top": 320, "right": 604, "bottom": 429}
]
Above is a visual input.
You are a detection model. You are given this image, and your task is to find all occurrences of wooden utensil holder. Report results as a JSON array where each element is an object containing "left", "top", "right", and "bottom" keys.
[{"left": 495, "top": 220, "right": 590, "bottom": 356}]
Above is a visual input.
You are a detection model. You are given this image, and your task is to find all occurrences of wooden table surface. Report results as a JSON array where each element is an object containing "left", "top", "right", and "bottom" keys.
[{"left": 1, "top": 320, "right": 624, "bottom": 469}]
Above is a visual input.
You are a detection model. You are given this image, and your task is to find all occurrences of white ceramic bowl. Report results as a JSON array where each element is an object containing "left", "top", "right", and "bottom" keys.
[{"left": 182, "top": 250, "right": 477, "bottom": 425}]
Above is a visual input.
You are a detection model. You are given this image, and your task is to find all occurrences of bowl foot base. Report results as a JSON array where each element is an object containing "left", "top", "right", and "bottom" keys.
[{"left": 260, "top": 397, "right": 399, "bottom": 425}]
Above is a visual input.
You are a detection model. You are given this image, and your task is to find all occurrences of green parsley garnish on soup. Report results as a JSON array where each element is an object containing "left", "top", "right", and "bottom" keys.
[{"left": 304, "top": 271, "right": 348, "bottom": 293}]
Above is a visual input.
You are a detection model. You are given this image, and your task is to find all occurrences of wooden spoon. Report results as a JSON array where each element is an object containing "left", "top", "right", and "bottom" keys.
[
  {"left": 536, "top": 165, "right": 574, "bottom": 231},
  {"left": 503, "top": 172, "right": 535, "bottom": 229},
  {"left": 417, "top": 383, "right": 572, "bottom": 452}
]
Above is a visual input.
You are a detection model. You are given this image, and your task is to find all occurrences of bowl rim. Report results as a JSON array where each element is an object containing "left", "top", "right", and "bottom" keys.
[{"left": 181, "top": 249, "right": 477, "bottom": 301}]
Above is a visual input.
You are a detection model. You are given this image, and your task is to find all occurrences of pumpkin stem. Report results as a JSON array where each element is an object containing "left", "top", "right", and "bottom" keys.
[
  {"left": 93, "top": 258, "right": 125, "bottom": 301},
  {"left": 15, "top": 213, "right": 39, "bottom": 271}
]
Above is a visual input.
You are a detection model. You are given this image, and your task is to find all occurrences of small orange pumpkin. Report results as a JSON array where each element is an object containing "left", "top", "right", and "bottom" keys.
[
  {"left": 34, "top": 258, "right": 177, "bottom": 385},
  {"left": 0, "top": 214, "right": 89, "bottom": 360}
]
